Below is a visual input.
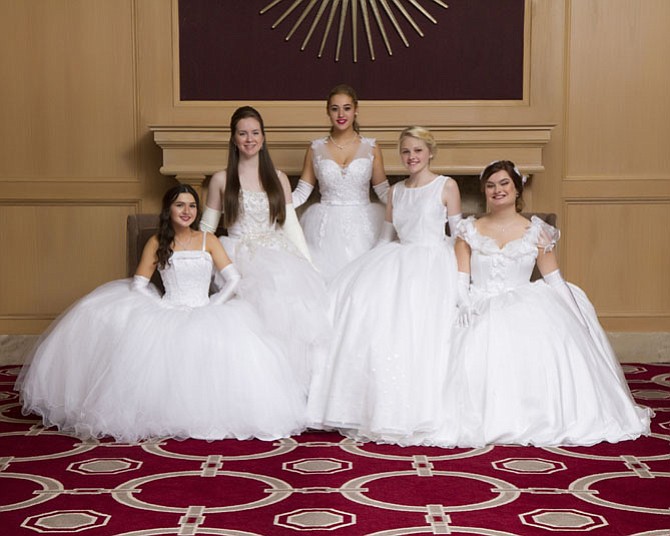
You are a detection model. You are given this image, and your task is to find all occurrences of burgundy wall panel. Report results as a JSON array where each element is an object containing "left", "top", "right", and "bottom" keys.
[{"left": 179, "top": 0, "right": 525, "bottom": 101}]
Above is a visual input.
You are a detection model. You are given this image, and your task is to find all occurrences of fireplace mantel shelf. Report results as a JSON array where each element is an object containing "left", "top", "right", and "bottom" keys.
[{"left": 151, "top": 125, "right": 553, "bottom": 182}]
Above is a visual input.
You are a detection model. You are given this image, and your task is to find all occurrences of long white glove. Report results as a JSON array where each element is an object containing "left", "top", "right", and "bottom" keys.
[
  {"left": 448, "top": 213, "right": 463, "bottom": 237},
  {"left": 292, "top": 179, "right": 315, "bottom": 208},
  {"left": 543, "top": 269, "right": 588, "bottom": 328},
  {"left": 200, "top": 206, "right": 222, "bottom": 234},
  {"left": 210, "top": 264, "right": 241, "bottom": 305},
  {"left": 373, "top": 180, "right": 391, "bottom": 203},
  {"left": 456, "top": 271, "right": 477, "bottom": 327},
  {"left": 283, "top": 204, "right": 313, "bottom": 263},
  {"left": 376, "top": 221, "right": 396, "bottom": 246},
  {"left": 131, "top": 275, "right": 154, "bottom": 297}
]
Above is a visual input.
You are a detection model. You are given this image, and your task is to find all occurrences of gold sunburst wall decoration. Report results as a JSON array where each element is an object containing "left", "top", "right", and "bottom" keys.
[{"left": 260, "top": 0, "right": 449, "bottom": 62}]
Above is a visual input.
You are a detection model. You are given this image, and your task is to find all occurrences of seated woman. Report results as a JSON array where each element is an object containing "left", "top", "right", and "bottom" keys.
[
  {"left": 16, "top": 184, "right": 307, "bottom": 443},
  {"left": 431, "top": 160, "right": 652, "bottom": 447}
]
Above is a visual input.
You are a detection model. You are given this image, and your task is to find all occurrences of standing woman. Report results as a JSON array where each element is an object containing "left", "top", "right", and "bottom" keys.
[
  {"left": 17, "top": 184, "right": 307, "bottom": 442},
  {"left": 432, "top": 160, "right": 652, "bottom": 447},
  {"left": 293, "top": 84, "right": 390, "bottom": 280},
  {"left": 308, "top": 127, "right": 462, "bottom": 444},
  {"left": 200, "top": 106, "right": 330, "bottom": 388}
]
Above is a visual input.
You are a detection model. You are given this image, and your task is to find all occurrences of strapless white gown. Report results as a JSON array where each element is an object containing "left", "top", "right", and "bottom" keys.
[{"left": 17, "top": 235, "right": 307, "bottom": 442}]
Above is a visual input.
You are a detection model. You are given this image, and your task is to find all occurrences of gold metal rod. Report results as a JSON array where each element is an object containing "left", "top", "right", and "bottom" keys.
[
  {"left": 301, "top": 3, "right": 330, "bottom": 50},
  {"left": 406, "top": 0, "right": 437, "bottom": 23},
  {"left": 351, "top": 0, "right": 358, "bottom": 62},
  {"left": 429, "top": 0, "right": 449, "bottom": 9},
  {"left": 319, "top": 0, "right": 341, "bottom": 58},
  {"left": 336, "top": 0, "right": 350, "bottom": 61},
  {"left": 260, "top": 0, "right": 286, "bottom": 15},
  {"left": 271, "top": 0, "right": 305, "bottom": 29},
  {"left": 391, "top": 0, "right": 423, "bottom": 36},
  {"left": 301, "top": 0, "right": 332, "bottom": 50},
  {"left": 286, "top": 0, "right": 319, "bottom": 40},
  {"left": 359, "top": 0, "right": 376, "bottom": 60},
  {"left": 368, "top": 0, "right": 393, "bottom": 56},
  {"left": 379, "top": 0, "right": 408, "bottom": 47}
]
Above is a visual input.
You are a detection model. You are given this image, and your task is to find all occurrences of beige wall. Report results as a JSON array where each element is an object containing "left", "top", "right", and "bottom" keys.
[{"left": 1, "top": 0, "right": 668, "bottom": 334}]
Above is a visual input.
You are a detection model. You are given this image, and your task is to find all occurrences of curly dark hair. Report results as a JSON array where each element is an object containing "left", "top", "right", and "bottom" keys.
[{"left": 156, "top": 184, "right": 200, "bottom": 269}]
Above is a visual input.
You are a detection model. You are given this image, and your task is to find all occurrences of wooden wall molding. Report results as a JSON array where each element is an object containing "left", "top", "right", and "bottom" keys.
[{"left": 151, "top": 124, "right": 553, "bottom": 181}]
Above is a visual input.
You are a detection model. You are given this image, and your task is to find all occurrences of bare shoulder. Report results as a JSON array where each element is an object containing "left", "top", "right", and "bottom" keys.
[
  {"left": 277, "top": 169, "right": 291, "bottom": 188},
  {"left": 205, "top": 231, "right": 223, "bottom": 249},
  {"left": 209, "top": 169, "right": 228, "bottom": 189}
]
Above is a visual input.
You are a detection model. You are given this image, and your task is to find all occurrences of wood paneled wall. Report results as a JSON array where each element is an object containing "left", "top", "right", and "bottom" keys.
[{"left": 1, "top": 0, "right": 668, "bottom": 334}]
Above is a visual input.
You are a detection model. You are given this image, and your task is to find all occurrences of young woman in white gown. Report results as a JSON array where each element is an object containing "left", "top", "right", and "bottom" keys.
[
  {"left": 16, "top": 184, "right": 307, "bottom": 443},
  {"left": 432, "top": 160, "right": 652, "bottom": 447},
  {"left": 199, "top": 106, "right": 330, "bottom": 388},
  {"left": 292, "top": 84, "right": 390, "bottom": 280},
  {"left": 308, "top": 127, "right": 463, "bottom": 444}
]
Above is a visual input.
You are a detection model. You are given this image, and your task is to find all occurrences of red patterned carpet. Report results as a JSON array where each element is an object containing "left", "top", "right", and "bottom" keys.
[{"left": 1, "top": 363, "right": 669, "bottom": 536}]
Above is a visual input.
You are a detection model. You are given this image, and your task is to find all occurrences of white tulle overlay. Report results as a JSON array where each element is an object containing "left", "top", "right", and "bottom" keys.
[
  {"left": 300, "top": 137, "right": 385, "bottom": 280},
  {"left": 17, "top": 242, "right": 307, "bottom": 443},
  {"left": 308, "top": 176, "right": 459, "bottom": 444},
  {"left": 221, "top": 190, "right": 331, "bottom": 389},
  {"left": 429, "top": 216, "right": 652, "bottom": 447}
]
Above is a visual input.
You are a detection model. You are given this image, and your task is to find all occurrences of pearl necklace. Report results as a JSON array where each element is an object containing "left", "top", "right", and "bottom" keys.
[{"left": 328, "top": 134, "right": 359, "bottom": 150}]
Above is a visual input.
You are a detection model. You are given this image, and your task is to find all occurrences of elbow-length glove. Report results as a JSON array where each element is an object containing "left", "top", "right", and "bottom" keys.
[
  {"left": 210, "top": 264, "right": 241, "bottom": 305},
  {"left": 543, "top": 269, "right": 588, "bottom": 328}
]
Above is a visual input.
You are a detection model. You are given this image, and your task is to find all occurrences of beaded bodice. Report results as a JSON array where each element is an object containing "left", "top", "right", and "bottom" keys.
[
  {"left": 312, "top": 137, "right": 375, "bottom": 206},
  {"left": 158, "top": 250, "right": 212, "bottom": 308},
  {"left": 392, "top": 175, "right": 448, "bottom": 245}
]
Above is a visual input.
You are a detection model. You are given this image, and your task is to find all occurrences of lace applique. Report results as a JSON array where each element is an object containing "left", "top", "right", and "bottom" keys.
[{"left": 312, "top": 137, "right": 375, "bottom": 206}]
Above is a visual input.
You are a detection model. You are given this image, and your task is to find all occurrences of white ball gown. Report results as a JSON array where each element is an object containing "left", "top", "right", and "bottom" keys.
[
  {"left": 432, "top": 216, "right": 652, "bottom": 447},
  {"left": 219, "top": 190, "right": 330, "bottom": 388},
  {"left": 16, "top": 234, "right": 307, "bottom": 443},
  {"left": 308, "top": 175, "right": 459, "bottom": 444},
  {"left": 299, "top": 137, "right": 385, "bottom": 280}
]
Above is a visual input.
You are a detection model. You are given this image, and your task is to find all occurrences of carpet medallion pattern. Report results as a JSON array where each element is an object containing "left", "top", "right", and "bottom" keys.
[{"left": 0, "top": 364, "right": 669, "bottom": 535}]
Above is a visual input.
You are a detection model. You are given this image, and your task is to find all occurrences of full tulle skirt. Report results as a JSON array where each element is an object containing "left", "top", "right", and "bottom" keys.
[
  {"left": 220, "top": 235, "right": 331, "bottom": 391},
  {"left": 308, "top": 238, "right": 459, "bottom": 445},
  {"left": 17, "top": 280, "right": 307, "bottom": 443},
  {"left": 431, "top": 281, "right": 652, "bottom": 447},
  {"left": 300, "top": 202, "right": 385, "bottom": 280}
]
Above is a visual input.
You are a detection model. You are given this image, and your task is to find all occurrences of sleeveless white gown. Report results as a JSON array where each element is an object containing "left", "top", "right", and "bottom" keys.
[
  {"left": 430, "top": 216, "right": 652, "bottom": 447},
  {"left": 17, "top": 234, "right": 307, "bottom": 442},
  {"left": 308, "top": 175, "right": 459, "bottom": 444},
  {"left": 300, "top": 137, "right": 385, "bottom": 280}
]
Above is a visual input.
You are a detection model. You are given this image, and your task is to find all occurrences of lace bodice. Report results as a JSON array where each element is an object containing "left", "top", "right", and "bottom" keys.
[
  {"left": 458, "top": 216, "right": 560, "bottom": 295},
  {"left": 226, "top": 190, "right": 297, "bottom": 253},
  {"left": 158, "top": 250, "right": 212, "bottom": 308},
  {"left": 312, "top": 137, "right": 375, "bottom": 206},
  {"left": 392, "top": 175, "right": 449, "bottom": 245}
]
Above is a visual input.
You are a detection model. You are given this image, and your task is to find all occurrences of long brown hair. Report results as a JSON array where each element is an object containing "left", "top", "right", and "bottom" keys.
[
  {"left": 327, "top": 84, "right": 360, "bottom": 134},
  {"left": 157, "top": 184, "right": 200, "bottom": 269},
  {"left": 223, "top": 106, "right": 285, "bottom": 227}
]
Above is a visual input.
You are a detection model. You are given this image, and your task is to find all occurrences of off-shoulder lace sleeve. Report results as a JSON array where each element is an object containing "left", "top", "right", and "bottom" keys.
[{"left": 531, "top": 216, "right": 560, "bottom": 253}]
